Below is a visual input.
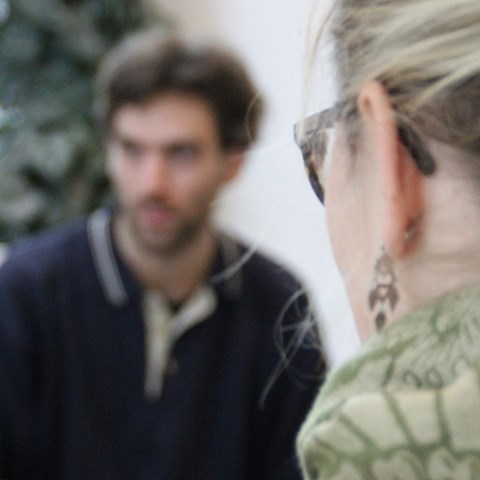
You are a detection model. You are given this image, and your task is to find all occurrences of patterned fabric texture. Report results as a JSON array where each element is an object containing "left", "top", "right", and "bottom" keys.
[{"left": 297, "top": 283, "right": 480, "bottom": 479}]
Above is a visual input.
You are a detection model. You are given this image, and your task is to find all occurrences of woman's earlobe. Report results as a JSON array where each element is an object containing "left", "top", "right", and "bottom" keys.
[{"left": 381, "top": 134, "right": 425, "bottom": 259}]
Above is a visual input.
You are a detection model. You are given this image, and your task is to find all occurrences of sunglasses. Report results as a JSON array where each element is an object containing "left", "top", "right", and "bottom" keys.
[
  {"left": 293, "top": 104, "right": 343, "bottom": 204},
  {"left": 293, "top": 101, "right": 436, "bottom": 205}
]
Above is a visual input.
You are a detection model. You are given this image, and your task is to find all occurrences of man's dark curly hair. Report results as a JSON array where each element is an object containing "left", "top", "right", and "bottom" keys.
[{"left": 95, "top": 28, "right": 263, "bottom": 151}]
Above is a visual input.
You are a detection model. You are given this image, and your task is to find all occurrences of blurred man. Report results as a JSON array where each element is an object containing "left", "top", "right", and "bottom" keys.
[{"left": 0, "top": 30, "right": 323, "bottom": 480}]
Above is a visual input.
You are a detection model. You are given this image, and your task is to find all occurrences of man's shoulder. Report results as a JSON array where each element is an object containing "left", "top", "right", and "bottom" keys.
[
  {"left": 0, "top": 216, "right": 90, "bottom": 280},
  {"left": 220, "top": 235, "right": 309, "bottom": 315},
  {"left": 232, "top": 237, "right": 304, "bottom": 293}
]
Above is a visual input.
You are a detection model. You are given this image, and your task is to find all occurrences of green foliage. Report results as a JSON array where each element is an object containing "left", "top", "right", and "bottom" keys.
[{"left": 0, "top": 0, "right": 166, "bottom": 241}]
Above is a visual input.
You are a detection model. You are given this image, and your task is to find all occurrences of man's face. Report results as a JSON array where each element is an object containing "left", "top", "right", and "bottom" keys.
[{"left": 106, "top": 92, "right": 242, "bottom": 256}]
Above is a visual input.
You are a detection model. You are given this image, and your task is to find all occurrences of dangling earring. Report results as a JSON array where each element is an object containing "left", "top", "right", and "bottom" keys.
[{"left": 368, "top": 246, "right": 399, "bottom": 332}]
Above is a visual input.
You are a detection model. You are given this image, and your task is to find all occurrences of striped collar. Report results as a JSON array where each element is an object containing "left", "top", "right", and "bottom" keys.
[{"left": 87, "top": 208, "right": 244, "bottom": 308}]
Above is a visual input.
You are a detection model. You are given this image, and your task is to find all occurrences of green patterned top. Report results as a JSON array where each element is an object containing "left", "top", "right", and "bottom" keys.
[{"left": 297, "top": 283, "right": 480, "bottom": 479}]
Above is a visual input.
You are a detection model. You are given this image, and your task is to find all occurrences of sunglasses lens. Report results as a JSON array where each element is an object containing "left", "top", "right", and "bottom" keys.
[
  {"left": 305, "top": 128, "right": 336, "bottom": 204},
  {"left": 294, "top": 106, "right": 339, "bottom": 205},
  {"left": 305, "top": 163, "right": 324, "bottom": 203}
]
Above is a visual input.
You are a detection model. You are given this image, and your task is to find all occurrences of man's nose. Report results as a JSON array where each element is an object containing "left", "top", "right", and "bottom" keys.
[{"left": 140, "top": 155, "right": 172, "bottom": 195}]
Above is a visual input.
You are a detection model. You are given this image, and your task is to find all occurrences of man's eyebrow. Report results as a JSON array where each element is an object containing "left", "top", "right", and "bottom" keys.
[
  {"left": 165, "top": 139, "right": 202, "bottom": 148},
  {"left": 110, "top": 131, "right": 204, "bottom": 152},
  {"left": 109, "top": 127, "right": 131, "bottom": 141},
  {"left": 109, "top": 130, "right": 145, "bottom": 148}
]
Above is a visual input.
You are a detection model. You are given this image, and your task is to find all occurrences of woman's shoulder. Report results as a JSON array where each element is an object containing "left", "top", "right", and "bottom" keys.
[
  {"left": 298, "top": 364, "right": 480, "bottom": 479},
  {"left": 297, "top": 283, "right": 480, "bottom": 479}
]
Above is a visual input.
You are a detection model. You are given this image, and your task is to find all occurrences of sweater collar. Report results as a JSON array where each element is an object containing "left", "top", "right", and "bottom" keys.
[{"left": 87, "top": 208, "right": 243, "bottom": 308}]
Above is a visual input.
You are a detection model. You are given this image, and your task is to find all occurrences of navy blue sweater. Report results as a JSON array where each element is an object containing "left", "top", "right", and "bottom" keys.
[{"left": 0, "top": 210, "right": 324, "bottom": 480}]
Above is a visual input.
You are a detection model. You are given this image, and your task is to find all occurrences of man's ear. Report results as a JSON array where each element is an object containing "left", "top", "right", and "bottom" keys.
[
  {"left": 222, "top": 150, "right": 245, "bottom": 183},
  {"left": 358, "top": 80, "right": 424, "bottom": 259}
]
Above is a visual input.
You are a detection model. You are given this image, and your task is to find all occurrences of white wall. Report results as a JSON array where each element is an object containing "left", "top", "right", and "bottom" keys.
[{"left": 152, "top": 0, "right": 360, "bottom": 365}]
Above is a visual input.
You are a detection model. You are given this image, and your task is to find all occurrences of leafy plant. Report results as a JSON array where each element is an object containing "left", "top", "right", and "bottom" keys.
[{"left": 0, "top": 0, "right": 166, "bottom": 240}]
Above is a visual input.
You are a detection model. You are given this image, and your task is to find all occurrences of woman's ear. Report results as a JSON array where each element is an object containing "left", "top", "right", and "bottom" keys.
[{"left": 358, "top": 80, "right": 424, "bottom": 259}]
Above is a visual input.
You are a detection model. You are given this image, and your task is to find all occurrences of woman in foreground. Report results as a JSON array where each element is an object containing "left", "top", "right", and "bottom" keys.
[{"left": 294, "top": 0, "right": 480, "bottom": 478}]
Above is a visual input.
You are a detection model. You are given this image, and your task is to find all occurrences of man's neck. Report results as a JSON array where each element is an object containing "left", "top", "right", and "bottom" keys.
[{"left": 114, "top": 220, "right": 217, "bottom": 305}]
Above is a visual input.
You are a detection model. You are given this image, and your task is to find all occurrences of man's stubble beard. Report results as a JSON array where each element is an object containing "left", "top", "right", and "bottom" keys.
[{"left": 126, "top": 208, "right": 212, "bottom": 257}]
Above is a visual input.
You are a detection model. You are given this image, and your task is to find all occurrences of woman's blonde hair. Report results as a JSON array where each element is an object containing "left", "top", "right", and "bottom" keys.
[{"left": 311, "top": 0, "right": 480, "bottom": 161}]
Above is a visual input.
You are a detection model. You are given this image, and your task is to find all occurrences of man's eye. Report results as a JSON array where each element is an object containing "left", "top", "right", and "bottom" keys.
[
  {"left": 169, "top": 145, "right": 198, "bottom": 163},
  {"left": 123, "top": 143, "right": 143, "bottom": 158}
]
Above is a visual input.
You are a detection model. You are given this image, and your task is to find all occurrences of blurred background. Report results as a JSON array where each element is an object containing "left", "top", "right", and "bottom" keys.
[{"left": 0, "top": 0, "right": 359, "bottom": 365}]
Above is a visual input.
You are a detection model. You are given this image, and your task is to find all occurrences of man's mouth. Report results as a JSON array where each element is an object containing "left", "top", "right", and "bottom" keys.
[{"left": 137, "top": 203, "right": 177, "bottom": 229}]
